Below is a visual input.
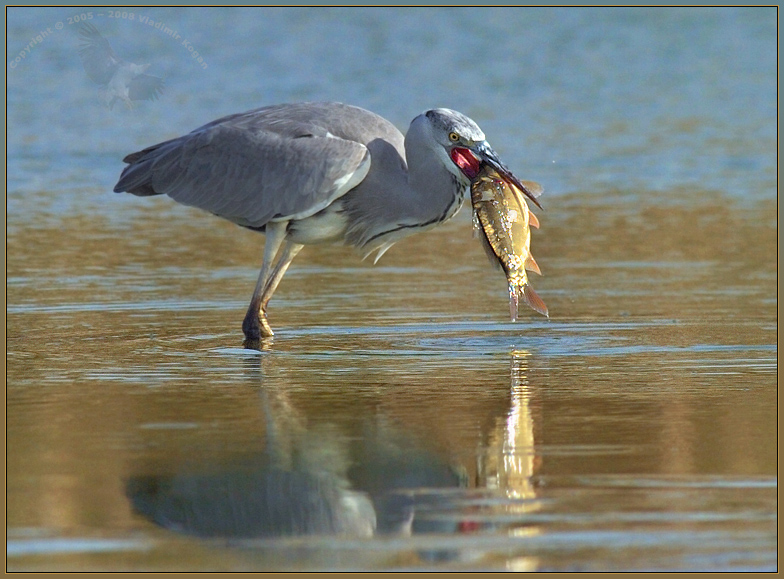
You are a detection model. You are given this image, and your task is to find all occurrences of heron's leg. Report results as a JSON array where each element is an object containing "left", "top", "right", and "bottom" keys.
[
  {"left": 243, "top": 221, "right": 287, "bottom": 343},
  {"left": 260, "top": 241, "right": 304, "bottom": 312}
]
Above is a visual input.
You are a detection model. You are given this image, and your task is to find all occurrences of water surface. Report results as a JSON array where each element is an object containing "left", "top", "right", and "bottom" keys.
[{"left": 7, "top": 6, "right": 777, "bottom": 572}]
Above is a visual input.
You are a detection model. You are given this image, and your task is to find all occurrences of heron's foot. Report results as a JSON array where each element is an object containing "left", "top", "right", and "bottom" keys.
[{"left": 242, "top": 309, "right": 274, "bottom": 349}]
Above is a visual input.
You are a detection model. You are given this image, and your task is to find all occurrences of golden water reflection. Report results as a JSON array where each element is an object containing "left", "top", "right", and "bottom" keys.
[
  {"left": 481, "top": 350, "right": 542, "bottom": 572},
  {"left": 7, "top": 191, "right": 777, "bottom": 571},
  {"left": 482, "top": 351, "right": 539, "bottom": 503}
]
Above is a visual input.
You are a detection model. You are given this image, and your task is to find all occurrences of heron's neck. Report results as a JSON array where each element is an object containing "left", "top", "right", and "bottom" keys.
[
  {"left": 341, "top": 137, "right": 467, "bottom": 257},
  {"left": 406, "top": 148, "right": 467, "bottom": 227}
]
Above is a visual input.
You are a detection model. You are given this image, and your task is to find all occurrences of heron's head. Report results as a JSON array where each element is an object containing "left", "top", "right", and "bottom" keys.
[{"left": 412, "top": 108, "right": 542, "bottom": 209}]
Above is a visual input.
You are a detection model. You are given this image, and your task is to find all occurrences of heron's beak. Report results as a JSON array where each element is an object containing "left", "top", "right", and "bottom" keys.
[{"left": 474, "top": 142, "right": 543, "bottom": 210}]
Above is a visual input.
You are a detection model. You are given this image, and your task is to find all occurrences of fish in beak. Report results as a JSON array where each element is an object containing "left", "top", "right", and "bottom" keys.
[
  {"left": 449, "top": 142, "right": 543, "bottom": 209},
  {"left": 473, "top": 142, "right": 544, "bottom": 210},
  {"left": 470, "top": 163, "right": 548, "bottom": 319}
]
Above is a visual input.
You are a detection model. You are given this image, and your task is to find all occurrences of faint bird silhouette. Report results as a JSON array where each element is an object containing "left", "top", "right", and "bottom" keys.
[{"left": 77, "top": 23, "right": 164, "bottom": 110}]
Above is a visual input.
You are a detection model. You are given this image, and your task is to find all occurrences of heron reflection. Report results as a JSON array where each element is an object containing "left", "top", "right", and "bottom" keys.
[
  {"left": 126, "top": 351, "right": 542, "bottom": 569},
  {"left": 126, "top": 385, "right": 464, "bottom": 541}
]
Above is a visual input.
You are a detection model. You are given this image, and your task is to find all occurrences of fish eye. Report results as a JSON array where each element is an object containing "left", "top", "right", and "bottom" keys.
[{"left": 448, "top": 132, "right": 460, "bottom": 142}]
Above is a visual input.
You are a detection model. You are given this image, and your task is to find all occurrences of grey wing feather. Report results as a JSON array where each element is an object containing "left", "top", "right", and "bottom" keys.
[
  {"left": 115, "top": 122, "right": 370, "bottom": 228},
  {"left": 128, "top": 74, "right": 165, "bottom": 101},
  {"left": 78, "top": 23, "right": 121, "bottom": 85}
]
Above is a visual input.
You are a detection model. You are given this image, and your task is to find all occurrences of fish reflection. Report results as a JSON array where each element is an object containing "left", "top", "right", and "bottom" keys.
[
  {"left": 476, "top": 350, "right": 542, "bottom": 571},
  {"left": 126, "top": 385, "right": 464, "bottom": 542},
  {"left": 480, "top": 350, "right": 539, "bottom": 501}
]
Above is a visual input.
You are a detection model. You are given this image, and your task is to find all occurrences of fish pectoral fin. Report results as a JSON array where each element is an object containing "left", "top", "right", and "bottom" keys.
[
  {"left": 521, "top": 284, "right": 549, "bottom": 318},
  {"left": 528, "top": 210, "right": 540, "bottom": 229},
  {"left": 525, "top": 255, "right": 542, "bottom": 275}
]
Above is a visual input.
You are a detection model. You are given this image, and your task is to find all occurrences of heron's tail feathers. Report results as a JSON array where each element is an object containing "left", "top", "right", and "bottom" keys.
[{"left": 114, "top": 139, "right": 181, "bottom": 196}]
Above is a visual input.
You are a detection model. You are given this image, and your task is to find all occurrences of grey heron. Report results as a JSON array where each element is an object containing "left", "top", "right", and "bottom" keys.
[{"left": 114, "top": 102, "right": 541, "bottom": 345}]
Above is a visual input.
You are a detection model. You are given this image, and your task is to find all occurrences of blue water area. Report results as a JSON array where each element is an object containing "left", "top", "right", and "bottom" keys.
[{"left": 7, "top": 7, "right": 777, "bottom": 227}]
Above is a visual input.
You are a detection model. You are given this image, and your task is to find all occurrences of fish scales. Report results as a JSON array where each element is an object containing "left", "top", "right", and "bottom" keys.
[{"left": 471, "top": 165, "right": 548, "bottom": 320}]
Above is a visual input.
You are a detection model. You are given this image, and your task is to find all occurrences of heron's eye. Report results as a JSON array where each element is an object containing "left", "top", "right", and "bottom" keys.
[{"left": 448, "top": 132, "right": 460, "bottom": 142}]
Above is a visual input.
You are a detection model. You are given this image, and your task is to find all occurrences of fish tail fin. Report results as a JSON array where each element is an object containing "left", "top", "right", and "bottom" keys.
[{"left": 520, "top": 284, "right": 549, "bottom": 318}]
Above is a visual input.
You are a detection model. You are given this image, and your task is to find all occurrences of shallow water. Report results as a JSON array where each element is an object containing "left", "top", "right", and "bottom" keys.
[{"left": 7, "top": 6, "right": 777, "bottom": 572}]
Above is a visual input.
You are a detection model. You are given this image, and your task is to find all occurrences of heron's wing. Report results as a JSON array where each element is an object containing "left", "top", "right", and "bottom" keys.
[
  {"left": 128, "top": 74, "right": 165, "bottom": 101},
  {"left": 115, "top": 123, "right": 371, "bottom": 228},
  {"left": 78, "top": 23, "right": 122, "bottom": 85}
]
